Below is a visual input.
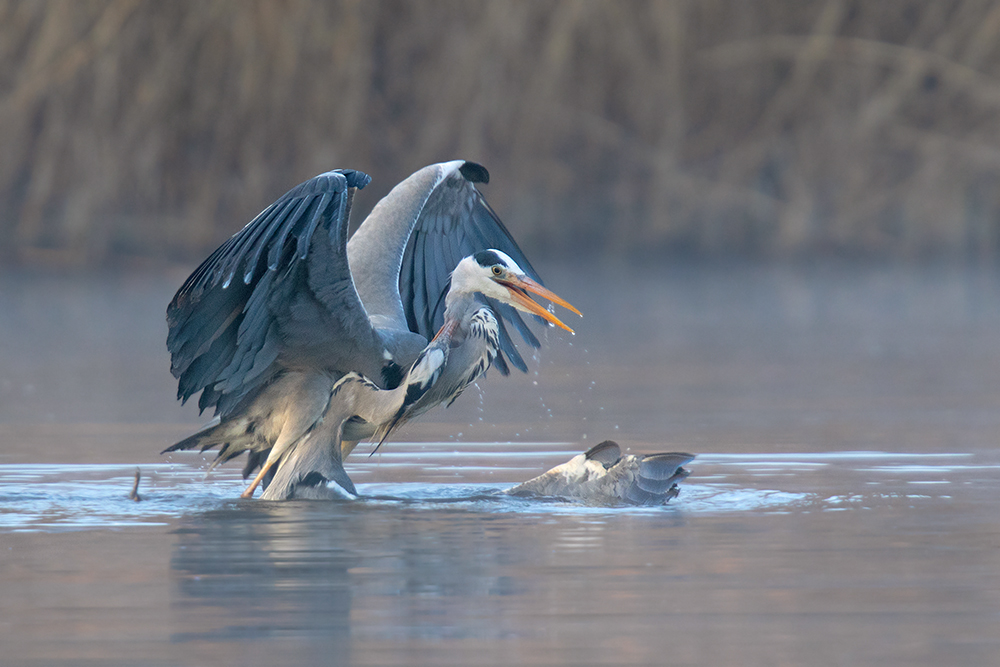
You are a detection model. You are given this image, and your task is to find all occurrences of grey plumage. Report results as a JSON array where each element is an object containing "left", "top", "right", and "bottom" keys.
[
  {"left": 164, "top": 161, "right": 579, "bottom": 498},
  {"left": 503, "top": 441, "right": 694, "bottom": 505},
  {"left": 260, "top": 373, "right": 407, "bottom": 500},
  {"left": 397, "top": 173, "right": 543, "bottom": 374},
  {"left": 370, "top": 296, "right": 501, "bottom": 452},
  {"left": 164, "top": 370, "right": 337, "bottom": 480}
]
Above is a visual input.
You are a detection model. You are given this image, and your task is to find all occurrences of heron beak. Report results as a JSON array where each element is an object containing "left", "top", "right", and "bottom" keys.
[{"left": 498, "top": 275, "right": 581, "bottom": 333}]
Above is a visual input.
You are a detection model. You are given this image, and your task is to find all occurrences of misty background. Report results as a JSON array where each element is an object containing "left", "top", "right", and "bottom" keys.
[
  {"left": 5, "top": 0, "right": 1000, "bottom": 266},
  {"left": 5, "top": 7, "right": 1000, "bottom": 665},
  {"left": 3, "top": 0, "right": 1000, "bottom": 442}
]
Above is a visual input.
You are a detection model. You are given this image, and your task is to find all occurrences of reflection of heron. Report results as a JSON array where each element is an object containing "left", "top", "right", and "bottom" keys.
[
  {"left": 169, "top": 502, "right": 355, "bottom": 655},
  {"left": 504, "top": 441, "right": 694, "bottom": 505},
  {"left": 163, "top": 161, "right": 580, "bottom": 499}
]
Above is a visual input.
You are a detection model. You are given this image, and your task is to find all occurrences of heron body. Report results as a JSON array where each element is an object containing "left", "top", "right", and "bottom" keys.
[
  {"left": 370, "top": 255, "right": 513, "bottom": 443},
  {"left": 163, "top": 161, "right": 579, "bottom": 498},
  {"left": 259, "top": 294, "right": 501, "bottom": 500},
  {"left": 503, "top": 441, "right": 694, "bottom": 505},
  {"left": 258, "top": 372, "right": 404, "bottom": 500}
]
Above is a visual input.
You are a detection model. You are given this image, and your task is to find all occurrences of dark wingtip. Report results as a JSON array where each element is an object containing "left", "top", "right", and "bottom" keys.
[
  {"left": 339, "top": 169, "right": 372, "bottom": 189},
  {"left": 493, "top": 351, "right": 511, "bottom": 377},
  {"left": 381, "top": 361, "right": 405, "bottom": 390},
  {"left": 460, "top": 161, "right": 489, "bottom": 184}
]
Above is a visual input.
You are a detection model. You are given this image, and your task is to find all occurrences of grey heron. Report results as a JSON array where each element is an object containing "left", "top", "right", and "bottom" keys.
[
  {"left": 504, "top": 441, "right": 694, "bottom": 505},
  {"left": 163, "top": 161, "right": 580, "bottom": 498},
  {"left": 260, "top": 248, "right": 571, "bottom": 500}
]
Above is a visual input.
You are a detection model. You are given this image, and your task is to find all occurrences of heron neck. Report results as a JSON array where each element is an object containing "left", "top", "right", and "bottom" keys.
[{"left": 443, "top": 288, "right": 478, "bottom": 324}]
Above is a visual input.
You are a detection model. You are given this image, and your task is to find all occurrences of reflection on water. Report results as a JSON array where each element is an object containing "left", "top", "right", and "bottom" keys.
[
  {"left": 0, "top": 449, "right": 988, "bottom": 532},
  {"left": 3, "top": 264, "right": 1000, "bottom": 665},
  {"left": 2, "top": 448, "right": 998, "bottom": 665}
]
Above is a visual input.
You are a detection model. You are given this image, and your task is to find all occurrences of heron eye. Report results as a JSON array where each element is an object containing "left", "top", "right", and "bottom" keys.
[{"left": 492, "top": 266, "right": 503, "bottom": 276}]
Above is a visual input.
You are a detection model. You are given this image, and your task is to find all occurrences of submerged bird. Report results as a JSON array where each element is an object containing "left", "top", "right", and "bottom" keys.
[
  {"left": 163, "top": 161, "right": 580, "bottom": 498},
  {"left": 503, "top": 441, "right": 694, "bottom": 505}
]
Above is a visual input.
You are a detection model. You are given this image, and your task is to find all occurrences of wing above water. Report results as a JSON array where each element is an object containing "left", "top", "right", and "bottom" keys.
[
  {"left": 166, "top": 169, "right": 388, "bottom": 416},
  {"left": 349, "top": 160, "right": 548, "bottom": 375}
]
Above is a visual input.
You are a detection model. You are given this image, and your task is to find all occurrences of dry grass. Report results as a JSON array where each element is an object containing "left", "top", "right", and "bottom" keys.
[{"left": 4, "top": 0, "right": 1000, "bottom": 264}]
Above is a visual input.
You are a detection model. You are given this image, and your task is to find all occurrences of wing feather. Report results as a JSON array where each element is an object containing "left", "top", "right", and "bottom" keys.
[
  {"left": 373, "top": 161, "right": 556, "bottom": 375},
  {"left": 297, "top": 192, "right": 330, "bottom": 260},
  {"left": 167, "top": 169, "right": 379, "bottom": 416},
  {"left": 267, "top": 198, "right": 309, "bottom": 269},
  {"left": 221, "top": 199, "right": 291, "bottom": 288},
  {"left": 486, "top": 302, "right": 523, "bottom": 374},
  {"left": 415, "top": 227, "right": 432, "bottom": 331},
  {"left": 177, "top": 317, "right": 238, "bottom": 402}
]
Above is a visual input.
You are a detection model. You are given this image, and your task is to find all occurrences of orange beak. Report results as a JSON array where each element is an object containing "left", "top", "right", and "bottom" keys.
[{"left": 497, "top": 275, "right": 582, "bottom": 334}]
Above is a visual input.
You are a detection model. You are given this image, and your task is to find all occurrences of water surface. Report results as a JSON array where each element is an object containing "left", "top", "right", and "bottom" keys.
[{"left": 2, "top": 263, "right": 1000, "bottom": 665}]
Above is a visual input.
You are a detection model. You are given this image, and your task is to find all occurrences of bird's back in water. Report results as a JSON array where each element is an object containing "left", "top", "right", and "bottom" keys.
[{"left": 504, "top": 441, "right": 694, "bottom": 505}]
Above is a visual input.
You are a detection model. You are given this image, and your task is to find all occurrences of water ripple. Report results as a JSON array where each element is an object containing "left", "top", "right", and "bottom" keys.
[{"left": 0, "top": 449, "right": 988, "bottom": 531}]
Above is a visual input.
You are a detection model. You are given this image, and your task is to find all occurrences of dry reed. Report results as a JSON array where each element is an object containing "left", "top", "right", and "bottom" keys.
[{"left": 4, "top": 0, "right": 1000, "bottom": 264}]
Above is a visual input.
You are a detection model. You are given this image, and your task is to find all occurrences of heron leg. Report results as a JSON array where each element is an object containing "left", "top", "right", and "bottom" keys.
[
  {"left": 238, "top": 377, "right": 333, "bottom": 498},
  {"left": 241, "top": 460, "right": 277, "bottom": 498}
]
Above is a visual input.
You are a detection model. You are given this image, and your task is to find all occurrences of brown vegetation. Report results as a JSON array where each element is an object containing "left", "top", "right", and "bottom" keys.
[{"left": 4, "top": 0, "right": 1000, "bottom": 264}]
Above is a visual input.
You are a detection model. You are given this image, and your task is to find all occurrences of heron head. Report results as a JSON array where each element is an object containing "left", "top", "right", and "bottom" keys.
[{"left": 451, "top": 250, "right": 581, "bottom": 333}]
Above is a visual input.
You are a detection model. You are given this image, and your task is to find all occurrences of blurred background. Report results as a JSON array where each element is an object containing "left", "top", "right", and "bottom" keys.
[
  {"left": 4, "top": 0, "right": 1000, "bottom": 451},
  {"left": 5, "top": 0, "right": 1000, "bottom": 266},
  {"left": 7, "top": 7, "right": 1000, "bottom": 664}
]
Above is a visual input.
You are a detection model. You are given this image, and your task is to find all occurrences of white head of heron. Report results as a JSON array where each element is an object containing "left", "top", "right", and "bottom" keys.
[{"left": 449, "top": 250, "right": 581, "bottom": 333}]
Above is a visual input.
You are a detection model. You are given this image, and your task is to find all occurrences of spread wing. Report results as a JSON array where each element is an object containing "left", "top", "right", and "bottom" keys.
[
  {"left": 388, "top": 161, "right": 548, "bottom": 375},
  {"left": 166, "top": 169, "right": 388, "bottom": 416}
]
